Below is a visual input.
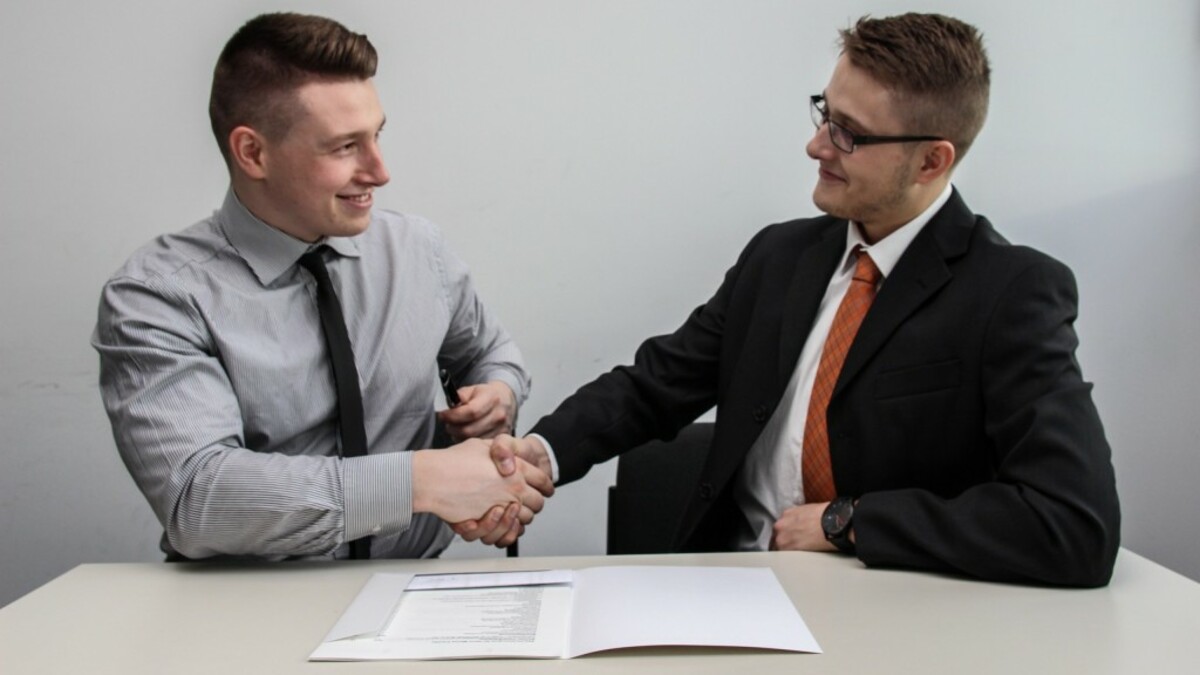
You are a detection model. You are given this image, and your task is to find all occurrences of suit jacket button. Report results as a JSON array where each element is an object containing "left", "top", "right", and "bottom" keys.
[
  {"left": 699, "top": 483, "right": 715, "bottom": 499},
  {"left": 752, "top": 405, "right": 768, "bottom": 423}
]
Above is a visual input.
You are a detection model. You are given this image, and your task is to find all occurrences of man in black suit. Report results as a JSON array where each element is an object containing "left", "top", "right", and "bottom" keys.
[{"left": 466, "top": 13, "right": 1120, "bottom": 587}]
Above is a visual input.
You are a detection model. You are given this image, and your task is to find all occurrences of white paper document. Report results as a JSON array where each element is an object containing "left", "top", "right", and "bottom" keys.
[{"left": 310, "top": 565, "right": 821, "bottom": 661}]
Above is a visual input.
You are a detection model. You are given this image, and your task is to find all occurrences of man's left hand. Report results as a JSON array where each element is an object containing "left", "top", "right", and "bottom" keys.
[
  {"left": 437, "top": 381, "right": 516, "bottom": 440},
  {"left": 770, "top": 503, "right": 839, "bottom": 551}
]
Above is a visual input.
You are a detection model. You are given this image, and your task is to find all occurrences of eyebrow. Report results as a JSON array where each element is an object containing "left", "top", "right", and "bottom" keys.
[
  {"left": 822, "top": 92, "right": 870, "bottom": 133},
  {"left": 326, "top": 116, "right": 387, "bottom": 146}
]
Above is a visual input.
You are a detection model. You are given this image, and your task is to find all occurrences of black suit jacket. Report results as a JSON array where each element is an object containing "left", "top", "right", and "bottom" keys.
[{"left": 532, "top": 190, "right": 1120, "bottom": 587}]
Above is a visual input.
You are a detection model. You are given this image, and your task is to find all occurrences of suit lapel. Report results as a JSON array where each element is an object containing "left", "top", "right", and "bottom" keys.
[
  {"left": 778, "top": 222, "right": 846, "bottom": 388},
  {"left": 834, "top": 190, "right": 975, "bottom": 396}
]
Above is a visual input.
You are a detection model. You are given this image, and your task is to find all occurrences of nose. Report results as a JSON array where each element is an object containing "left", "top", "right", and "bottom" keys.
[
  {"left": 806, "top": 123, "right": 835, "bottom": 161},
  {"left": 358, "top": 140, "right": 390, "bottom": 187}
]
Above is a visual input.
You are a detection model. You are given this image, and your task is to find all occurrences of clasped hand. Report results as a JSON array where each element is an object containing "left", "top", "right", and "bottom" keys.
[
  {"left": 413, "top": 436, "right": 554, "bottom": 548},
  {"left": 449, "top": 434, "right": 554, "bottom": 548}
]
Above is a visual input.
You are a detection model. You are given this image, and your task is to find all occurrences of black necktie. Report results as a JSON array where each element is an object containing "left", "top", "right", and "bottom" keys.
[{"left": 299, "top": 249, "right": 371, "bottom": 560}]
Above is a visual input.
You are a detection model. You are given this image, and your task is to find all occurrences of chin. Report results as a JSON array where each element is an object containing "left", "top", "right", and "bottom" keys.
[
  {"left": 812, "top": 193, "right": 847, "bottom": 220},
  {"left": 333, "top": 215, "right": 372, "bottom": 237},
  {"left": 341, "top": 224, "right": 370, "bottom": 238}
]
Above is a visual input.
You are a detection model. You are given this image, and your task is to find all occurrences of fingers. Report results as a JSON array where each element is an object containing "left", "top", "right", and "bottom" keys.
[
  {"left": 488, "top": 436, "right": 553, "bottom": 497},
  {"left": 450, "top": 477, "right": 540, "bottom": 547},
  {"left": 480, "top": 503, "right": 521, "bottom": 546},
  {"left": 487, "top": 436, "right": 554, "bottom": 501},
  {"left": 493, "top": 522, "right": 522, "bottom": 548},
  {"left": 451, "top": 519, "right": 481, "bottom": 540},
  {"left": 454, "top": 504, "right": 521, "bottom": 547},
  {"left": 516, "top": 484, "right": 545, "bottom": 515},
  {"left": 518, "top": 458, "right": 554, "bottom": 499},
  {"left": 452, "top": 504, "right": 505, "bottom": 543},
  {"left": 436, "top": 382, "right": 516, "bottom": 440},
  {"left": 489, "top": 440, "right": 516, "bottom": 476},
  {"left": 447, "top": 406, "right": 513, "bottom": 440},
  {"left": 516, "top": 503, "right": 536, "bottom": 525}
]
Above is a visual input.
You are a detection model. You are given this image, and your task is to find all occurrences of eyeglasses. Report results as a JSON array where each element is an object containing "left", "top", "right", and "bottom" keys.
[{"left": 810, "top": 95, "right": 944, "bottom": 154}]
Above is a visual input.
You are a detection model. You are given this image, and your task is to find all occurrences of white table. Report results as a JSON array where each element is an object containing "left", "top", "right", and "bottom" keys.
[{"left": 1, "top": 549, "right": 1195, "bottom": 674}]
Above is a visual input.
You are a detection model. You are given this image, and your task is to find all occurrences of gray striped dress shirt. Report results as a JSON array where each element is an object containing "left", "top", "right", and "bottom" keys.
[{"left": 92, "top": 190, "right": 530, "bottom": 560}]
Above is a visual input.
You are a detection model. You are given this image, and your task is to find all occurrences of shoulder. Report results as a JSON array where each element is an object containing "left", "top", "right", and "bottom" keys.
[
  {"left": 356, "top": 209, "right": 467, "bottom": 290},
  {"left": 103, "top": 216, "right": 232, "bottom": 298},
  {"left": 360, "top": 208, "right": 446, "bottom": 255},
  {"left": 738, "top": 214, "right": 842, "bottom": 263},
  {"left": 929, "top": 192, "right": 1075, "bottom": 287},
  {"left": 758, "top": 213, "right": 841, "bottom": 246},
  {"left": 964, "top": 216, "right": 1075, "bottom": 285}
]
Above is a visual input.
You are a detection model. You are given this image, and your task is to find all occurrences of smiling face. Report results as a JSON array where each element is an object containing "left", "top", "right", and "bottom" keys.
[
  {"left": 234, "top": 78, "right": 390, "bottom": 243},
  {"left": 805, "top": 56, "right": 933, "bottom": 242}
]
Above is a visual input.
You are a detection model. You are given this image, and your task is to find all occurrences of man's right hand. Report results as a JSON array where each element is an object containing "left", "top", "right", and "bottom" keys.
[
  {"left": 452, "top": 435, "right": 555, "bottom": 546},
  {"left": 411, "top": 438, "right": 552, "bottom": 524}
]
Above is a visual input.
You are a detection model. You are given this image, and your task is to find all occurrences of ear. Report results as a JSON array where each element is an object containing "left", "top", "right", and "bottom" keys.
[
  {"left": 228, "top": 126, "right": 269, "bottom": 180},
  {"left": 914, "top": 140, "right": 956, "bottom": 185}
]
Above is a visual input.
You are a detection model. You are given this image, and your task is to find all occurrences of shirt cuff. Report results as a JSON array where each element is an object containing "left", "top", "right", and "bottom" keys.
[
  {"left": 342, "top": 451, "right": 413, "bottom": 542},
  {"left": 526, "top": 433, "right": 560, "bottom": 484},
  {"left": 480, "top": 369, "right": 529, "bottom": 406}
]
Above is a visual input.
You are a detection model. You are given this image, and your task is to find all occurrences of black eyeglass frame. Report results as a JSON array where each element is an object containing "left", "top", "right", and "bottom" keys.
[{"left": 810, "top": 95, "right": 945, "bottom": 153}]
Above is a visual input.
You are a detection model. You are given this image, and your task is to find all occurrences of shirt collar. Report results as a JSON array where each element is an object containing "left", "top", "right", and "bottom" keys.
[
  {"left": 842, "top": 182, "right": 954, "bottom": 279},
  {"left": 217, "top": 189, "right": 363, "bottom": 286}
]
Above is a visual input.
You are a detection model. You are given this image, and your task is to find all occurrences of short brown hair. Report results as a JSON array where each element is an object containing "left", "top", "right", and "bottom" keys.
[
  {"left": 208, "top": 12, "right": 378, "bottom": 165},
  {"left": 839, "top": 13, "right": 990, "bottom": 163}
]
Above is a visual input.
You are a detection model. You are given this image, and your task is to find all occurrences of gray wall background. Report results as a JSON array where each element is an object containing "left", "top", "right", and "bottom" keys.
[{"left": 2, "top": 0, "right": 1197, "bottom": 607}]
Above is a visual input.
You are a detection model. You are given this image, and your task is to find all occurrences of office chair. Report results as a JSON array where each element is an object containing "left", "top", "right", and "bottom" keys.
[{"left": 606, "top": 422, "right": 714, "bottom": 555}]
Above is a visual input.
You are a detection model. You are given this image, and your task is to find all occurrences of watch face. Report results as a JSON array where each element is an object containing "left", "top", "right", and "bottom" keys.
[{"left": 822, "top": 499, "right": 853, "bottom": 535}]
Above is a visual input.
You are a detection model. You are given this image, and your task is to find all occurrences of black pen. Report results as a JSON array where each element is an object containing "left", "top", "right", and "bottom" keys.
[{"left": 439, "top": 368, "right": 462, "bottom": 407}]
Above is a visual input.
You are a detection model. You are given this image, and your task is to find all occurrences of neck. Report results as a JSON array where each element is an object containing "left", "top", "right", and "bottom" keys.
[
  {"left": 858, "top": 178, "right": 950, "bottom": 244},
  {"left": 229, "top": 179, "right": 317, "bottom": 243}
]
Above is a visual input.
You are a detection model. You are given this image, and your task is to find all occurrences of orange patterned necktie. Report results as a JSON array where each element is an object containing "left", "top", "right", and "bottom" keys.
[{"left": 802, "top": 247, "right": 881, "bottom": 504}]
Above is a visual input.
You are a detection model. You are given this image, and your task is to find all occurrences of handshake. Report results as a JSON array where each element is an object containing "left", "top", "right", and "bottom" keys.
[{"left": 412, "top": 435, "right": 555, "bottom": 548}]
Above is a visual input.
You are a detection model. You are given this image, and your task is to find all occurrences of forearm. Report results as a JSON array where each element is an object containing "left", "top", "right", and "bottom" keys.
[
  {"left": 855, "top": 474, "right": 1119, "bottom": 587},
  {"left": 531, "top": 329, "right": 720, "bottom": 485},
  {"left": 158, "top": 447, "right": 344, "bottom": 558},
  {"left": 141, "top": 443, "right": 415, "bottom": 559}
]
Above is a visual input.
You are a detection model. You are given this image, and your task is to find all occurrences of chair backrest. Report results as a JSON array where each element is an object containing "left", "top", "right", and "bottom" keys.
[{"left": 606, "top": 422, "right": 714, "bottom": 555}]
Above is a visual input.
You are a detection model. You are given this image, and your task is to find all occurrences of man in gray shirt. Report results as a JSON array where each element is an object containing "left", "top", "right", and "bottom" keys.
[{"left": 92, "top": 12, "right": 550, "bottom": 561}]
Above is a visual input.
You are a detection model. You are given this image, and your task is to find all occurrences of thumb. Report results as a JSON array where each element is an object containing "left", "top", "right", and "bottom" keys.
[
  {"left": 489, "top": 437, "right": 517, "bottom": 476},
  {"left": 455, "top": 383, "right": 479, "bottom": 403}
]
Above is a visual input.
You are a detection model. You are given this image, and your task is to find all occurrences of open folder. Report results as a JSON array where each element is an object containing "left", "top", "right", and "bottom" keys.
[{"left": 310, "top": 565, "right": 821, "bottom": 661}]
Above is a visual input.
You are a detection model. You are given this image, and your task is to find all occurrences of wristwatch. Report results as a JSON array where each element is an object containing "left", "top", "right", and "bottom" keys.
[{"left": 822, "top": 496, "right": 857, "bottom": 553}]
